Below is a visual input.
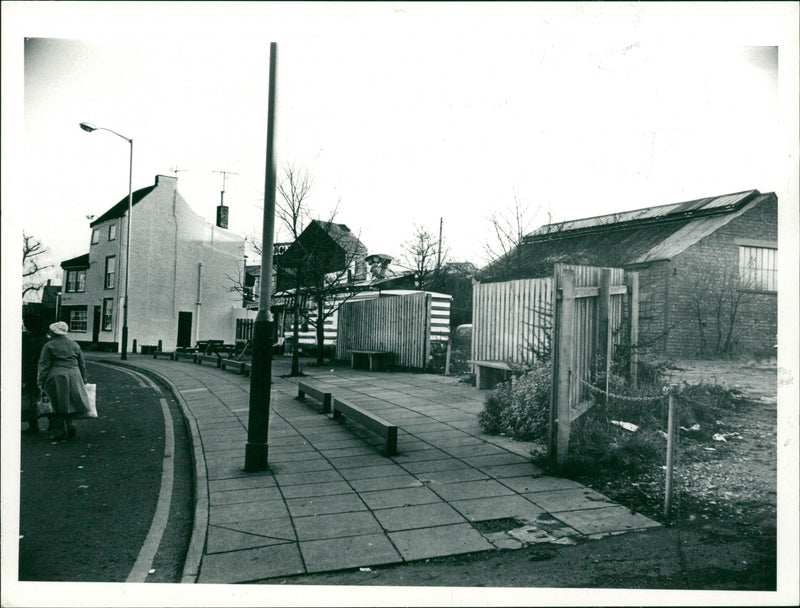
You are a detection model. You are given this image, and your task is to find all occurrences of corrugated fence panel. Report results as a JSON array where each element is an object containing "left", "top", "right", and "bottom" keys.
[
  {"left": 337, "top": 292, "right": 434, "bottom": 369},
  {"left": 472, "top": 277, "right": 554, "bottom": 367}
]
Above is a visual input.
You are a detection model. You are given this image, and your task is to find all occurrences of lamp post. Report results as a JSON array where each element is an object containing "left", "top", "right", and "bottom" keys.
[{"left": 79, "top": 122, "right": 133, "bottom": 360}]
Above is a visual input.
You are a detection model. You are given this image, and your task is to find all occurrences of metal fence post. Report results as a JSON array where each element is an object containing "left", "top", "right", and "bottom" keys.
[{"left": 664, "top": 383, "right": 678, "bottom": 519}]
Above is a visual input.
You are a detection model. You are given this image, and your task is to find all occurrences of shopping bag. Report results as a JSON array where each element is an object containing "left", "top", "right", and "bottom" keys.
[
  {"left": 37, "top": 393, "right": 54, "bottom": 418},
  {"left": 83, "top": 383, "right": 98, "bottom": 418}
]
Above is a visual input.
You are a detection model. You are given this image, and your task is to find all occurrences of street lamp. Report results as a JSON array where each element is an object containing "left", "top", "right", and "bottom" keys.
[{"left": 79, "top": 122, "right": 134, "bottom": 360}]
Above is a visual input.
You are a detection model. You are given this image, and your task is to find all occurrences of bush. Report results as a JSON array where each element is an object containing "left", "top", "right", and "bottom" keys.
[{"left": 478, "top": 361, "right": 551, "bottom": 442}]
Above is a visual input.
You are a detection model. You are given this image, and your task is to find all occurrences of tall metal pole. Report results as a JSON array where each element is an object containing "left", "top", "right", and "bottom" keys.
[
  {"left": 121, "top": 139, "right": 133, "bottom": 360},
  {"left": 245, "top": 42, "right": 278, "bottom": 472},
  {"left": 664, "top": 384, "right": 677, "bottom": 519}
]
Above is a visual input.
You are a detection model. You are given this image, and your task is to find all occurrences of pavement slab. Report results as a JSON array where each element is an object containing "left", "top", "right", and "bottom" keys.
[
  {"left": 372, "top": 502, "right": 468, "bottom": 532},
  {"left": 285, "top": 493, "right": 368, "bottom": 517},
  {"left": 450, "top": 495, "right": 548, "bottom": 522},
  {"left": 551, "top": 505, "right": 661, "bottom": 536},
  {"left": 198, "top": 542, "right": 305, "bottom": 583},
  {"left": 360, "top": 486, "right": 443, "bottom": 510},
  {"left": 388, "top": 523, "right": 494, "bottom": 561},
  {"left": 299, "top": 533, "right": 402, "bottom": 573},
  {"left": 292, "top": 511, "right": 384, "bottom": 541},
  {"left": 523, "top": 487, "right": 616, "bottom": 512}
]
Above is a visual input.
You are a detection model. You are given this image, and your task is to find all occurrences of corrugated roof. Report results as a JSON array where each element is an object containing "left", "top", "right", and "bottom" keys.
[
  {"left": 634, "top": 193, "right": 772, "bottom": 263},
  {"left": 530, "top": 189, "right": 759, "bottom": 236}
]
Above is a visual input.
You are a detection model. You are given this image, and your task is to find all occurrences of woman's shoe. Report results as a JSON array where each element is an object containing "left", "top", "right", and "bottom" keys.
[
  {"left": 67, "top": 426, "right": 76, "bottom": 438},
  {"left": 49, "top": 432, "right": 68, "bottom": 441}
]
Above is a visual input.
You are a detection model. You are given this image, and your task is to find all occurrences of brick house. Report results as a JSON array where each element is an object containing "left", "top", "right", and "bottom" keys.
[
  {"left": 479, "top": 190, "right": 778, "bottom": 358},
  {"left": 59, "top": 174, "right": 247, "bottom": 351}
]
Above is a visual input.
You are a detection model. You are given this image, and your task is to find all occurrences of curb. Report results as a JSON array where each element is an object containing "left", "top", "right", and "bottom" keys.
[{"left": 92, "top": 358, "right": 208, "bottom": 584}]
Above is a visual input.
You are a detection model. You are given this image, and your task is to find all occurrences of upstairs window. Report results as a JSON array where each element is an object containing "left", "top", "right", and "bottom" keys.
[
  {"left": 105, "top": 255, "right": 116, "bottom": 289},
  {"left": 65, "top": 269, "right": 86, "bottom": 293},
  {"left": 739, "top": 246, "right": 777, "bottom": 292},
  {"left": 108, "top": 224, "right": 117, "bottom": 241},
  {"left": 91, "top": 229, "right": 100, "bottom": 244}
]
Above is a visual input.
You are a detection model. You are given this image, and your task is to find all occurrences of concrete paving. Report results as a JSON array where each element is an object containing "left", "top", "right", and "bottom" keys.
[{"left": 90, "top": 353, "right": 659, "bottom": 584}]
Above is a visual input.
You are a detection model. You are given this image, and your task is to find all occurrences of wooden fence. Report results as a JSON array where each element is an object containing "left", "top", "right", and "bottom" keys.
[
  {"left": 471, "top": 263, "right": 638, "bottom": 467},
  {"left": 472, "top": 277, "right": 554, "bottom": 367},
  {"left": 336, "top": 292, "right": 433, "bottom": 369},
  {"left": 550, "top": 264, "right": 635, "bottom": 466}
]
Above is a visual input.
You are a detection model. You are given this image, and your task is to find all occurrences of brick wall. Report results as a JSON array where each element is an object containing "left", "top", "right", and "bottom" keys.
[{"left": 664, "top": 195, "right": 778, "bottom": 358}]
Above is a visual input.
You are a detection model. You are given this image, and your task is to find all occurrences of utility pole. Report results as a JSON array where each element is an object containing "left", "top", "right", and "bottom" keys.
[
  {"left": 437, "top": 217, "right": 443, "bottom": 271},
  {"left": 245, "top": 43, "right": 278, "bottom": 472}
]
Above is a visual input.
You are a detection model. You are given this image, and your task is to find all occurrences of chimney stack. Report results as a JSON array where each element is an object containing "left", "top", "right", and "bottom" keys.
[
  {"left": 366, "top": 253, "right": 392, "bottom": 280},
  {"left": 216, "top": 202, "right": 229, "bottom": 229}
]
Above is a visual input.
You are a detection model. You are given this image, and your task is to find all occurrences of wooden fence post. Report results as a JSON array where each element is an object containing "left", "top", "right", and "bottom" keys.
[
  {"left": 555, "top": 269, "right": 575, "bottom": 468},
  {"left": 626, "top": 272, "right": 640, "bottom": 388},
  {"left": 598, "top": 269, "right": 612, "bottom": 403}
]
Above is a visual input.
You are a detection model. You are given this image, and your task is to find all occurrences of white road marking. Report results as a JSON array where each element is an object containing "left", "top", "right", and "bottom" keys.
[
  {"left": 92, "top": 361, "right": 162, "bottom": 393},
  {"left": 127, "top": 395, "right": 175, "bottom": 583}
]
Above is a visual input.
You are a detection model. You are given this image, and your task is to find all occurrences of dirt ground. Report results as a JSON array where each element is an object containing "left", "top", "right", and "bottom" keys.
[{"left": 267, "top": 358, "right": 782, "bottom": 594}]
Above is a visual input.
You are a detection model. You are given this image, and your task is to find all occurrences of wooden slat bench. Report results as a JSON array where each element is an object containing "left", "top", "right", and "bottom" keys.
[
  {"left": 296, "top": 382, "right": 332, "bottom": 414},
  {"left": 220, "top": 358, "right": 247, "bottom": 374},
  {"left": 350, "top": 350, "right": 392, "bottom": 371},
  {"left": 469, "top": 360, "right": 523, "bottom": 390},
  {"left": 332, "top": 397, "right": 398, "bottom": 456}
]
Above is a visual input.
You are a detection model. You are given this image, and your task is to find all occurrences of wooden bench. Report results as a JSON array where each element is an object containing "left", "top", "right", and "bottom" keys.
[
  {"left": 220, "top": 358, "right": 246, "bottom": 374},
  {"left": 332, "top": 396, "right": 398, "bottom": 456},
  {"left": 153, "top": 351, "right": 176, "bottom": 360},
  {"left": 350, "top": 350, "right": 392, "bottom": 371},
  {"left": 469, "top": 360, "right": 521, "bottom": 390},
  {"left": 296, "top": 382, "right": 332, "bottom": 414}
]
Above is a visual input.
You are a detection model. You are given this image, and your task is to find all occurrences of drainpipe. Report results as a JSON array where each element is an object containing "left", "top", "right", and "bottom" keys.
[{"left": 195, "top": 262, "right": 203, "bottom": 343}]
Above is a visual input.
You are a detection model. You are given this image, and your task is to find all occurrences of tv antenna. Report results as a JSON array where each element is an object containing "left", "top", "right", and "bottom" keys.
[
  {"left": 170, "top": 165, "right": 189, "bottom": 179},
  {"left": 213, "top": 170, "right": 238, "bottom": 206}
]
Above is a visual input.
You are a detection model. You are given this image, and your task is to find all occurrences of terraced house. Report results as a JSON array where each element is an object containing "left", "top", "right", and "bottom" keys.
[
  {"left": 479, "top": 189, "right": 778, "bottom": 358},
  {"left": 59, "top": 174, "right": 247, "bottom": 352}
]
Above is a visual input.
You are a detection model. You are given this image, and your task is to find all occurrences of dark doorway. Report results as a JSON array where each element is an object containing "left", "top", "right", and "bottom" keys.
[
  {"left": 92, "top": 306, "right": 101, "bottom": 343},
  {"left": 177, "top": 312, "right": 192, "bottom": 347}
]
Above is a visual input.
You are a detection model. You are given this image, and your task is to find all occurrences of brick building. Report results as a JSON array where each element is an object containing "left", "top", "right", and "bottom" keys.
[
  {"left": 59, "top": 174, "right": 247, "bottom": 352},
  {"left": 480, "top": 190, "right": 778, "bottom": 358}
]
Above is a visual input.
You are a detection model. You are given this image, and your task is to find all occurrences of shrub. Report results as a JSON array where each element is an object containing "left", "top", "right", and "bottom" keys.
[{"left": 478, "top": 361, "right": 551, "bottom": 442}]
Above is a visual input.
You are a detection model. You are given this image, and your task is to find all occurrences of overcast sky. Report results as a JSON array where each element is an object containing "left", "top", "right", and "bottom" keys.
[{"left": 4, "top": 1, "right": 797, "bottom": 288}]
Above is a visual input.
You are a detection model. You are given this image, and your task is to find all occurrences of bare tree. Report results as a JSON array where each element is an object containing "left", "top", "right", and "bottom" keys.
[
  {"left": 22, "top": 232, "right": 51, "bottom": 299},
  {"left": 689, "top": 267, "right": 752, "bottom": 356},
  {"left": 484, "top": 195, "right": 535, "bottom": 278},
  {"left": 399, "top": 224, "right": 448, "bottom": 290},
  {"left": 229, "top": 164, "right": 366, "bottom": 371}
]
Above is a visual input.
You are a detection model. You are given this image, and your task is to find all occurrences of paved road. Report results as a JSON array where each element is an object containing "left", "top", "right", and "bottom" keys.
[{"left": 18, "top": 361, "right": 193, "bottom": 583}]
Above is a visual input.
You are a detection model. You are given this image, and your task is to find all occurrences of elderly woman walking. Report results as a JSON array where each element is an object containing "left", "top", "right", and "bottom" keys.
[{"left": 37, "top": 321, "right": 91, "bottom": 441}]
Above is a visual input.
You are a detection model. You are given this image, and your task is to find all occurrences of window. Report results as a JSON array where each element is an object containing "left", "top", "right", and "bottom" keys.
[
  {"left": 91, "top": 229, "right": 100, "bottom": 244},
  {"left": 108, "top": 224, "right": 117, "bottom": 241},
  {"left": 102, "top": 298, "right": 114, "bottom": 331},
  {"left": 739, "top": 246, "right": 777, "bottom": 292},
  {"left": 69, "top": 308, "right": 87, "bottom": 333},
  {"left": 105, "top": 256, "right": 116, "bottom": 289},
  {"left": 65, "top": 269, "right": 86, "bottom": 293}
]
